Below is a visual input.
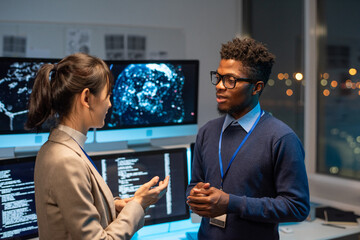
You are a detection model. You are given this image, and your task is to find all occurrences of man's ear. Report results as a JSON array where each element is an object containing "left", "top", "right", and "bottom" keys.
[
  {"left": 252, "top": 81, "right": 264, "bottom": 95},
  {"left": 80, "top": 88, "right": 91, "bottom": 109}
]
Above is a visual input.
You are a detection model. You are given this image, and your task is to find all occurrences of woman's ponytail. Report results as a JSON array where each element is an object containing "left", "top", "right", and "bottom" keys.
[
  {"left": 25, "top": 64, "right": 55, "bottom": 132},
  {"left": 25, "top": 53, "right": 113, "bottom": 132}
]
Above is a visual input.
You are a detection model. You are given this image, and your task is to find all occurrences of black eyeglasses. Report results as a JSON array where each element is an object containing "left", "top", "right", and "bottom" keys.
[{"left": 210, "top": 71, "right": 257, "bottom": 89}]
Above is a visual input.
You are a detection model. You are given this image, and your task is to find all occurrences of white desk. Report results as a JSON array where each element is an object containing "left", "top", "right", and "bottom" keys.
[
  {"left": 30, "top": 218, "right": 360, "bottom": 240},
  {"left": 279, "top": 218, "right": 360, "bottom": 240},
  {"left": 133, "top": 218, "right": 360, "bottom": 240},
  {"left": 28, "top": 219, "right": 200, "bottom": 240}
]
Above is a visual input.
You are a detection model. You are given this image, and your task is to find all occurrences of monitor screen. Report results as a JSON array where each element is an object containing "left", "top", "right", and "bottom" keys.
[
  {"left": 0, "top": 57, "right": 59, "bottom": 134},
  {"left": 91, "top": 147, "right": 189, "bottom": 225},
  {"left": 0, "top": 57, "right": 94, "bottom": 149},
  {"left": 95, "top": 60, "right": 199, "bottom": 143},
  {"left": 0, "top": 156, "right": 38, "bottom": 240}
]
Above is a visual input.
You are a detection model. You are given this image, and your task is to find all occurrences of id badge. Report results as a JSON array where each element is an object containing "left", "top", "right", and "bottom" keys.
[{"left": 209, "top": 214, "right": 227, "bottom": 228}]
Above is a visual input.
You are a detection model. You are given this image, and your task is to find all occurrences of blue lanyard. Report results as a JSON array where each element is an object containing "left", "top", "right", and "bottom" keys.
[
  {"left": 80, "top": 147, "right": 100, "bottom": 173},
  {"left": 74, "top": 141, "right": 100, "bottom": 174},
  {"left": 218, "top": 110, "right": 263, "bottom": 190}
]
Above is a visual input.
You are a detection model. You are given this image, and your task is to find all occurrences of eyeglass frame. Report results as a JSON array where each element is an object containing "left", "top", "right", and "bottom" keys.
[{"left": 210, "top": 71, "right": 258, "bottom": 89}]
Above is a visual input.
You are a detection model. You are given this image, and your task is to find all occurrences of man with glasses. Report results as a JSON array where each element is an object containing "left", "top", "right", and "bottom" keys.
[{"left": 186, "top": 37, "right": 309, "bottom": 240}]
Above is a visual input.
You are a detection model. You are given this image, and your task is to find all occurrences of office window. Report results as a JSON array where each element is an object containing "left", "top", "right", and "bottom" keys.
[
  {"left": 317, "top": 0, "right": 360, "bottom": 179},
  {"left": 247, "top": 0, "right": 305, "bottom": 142}
]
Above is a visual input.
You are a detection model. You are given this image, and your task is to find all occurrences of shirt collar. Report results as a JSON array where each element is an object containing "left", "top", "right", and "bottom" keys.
[
  {"left": 58, "top": 124, "right": 87, "bottom": 148},
  {"left": 222, "top": 102, "right": 262, "bottom": 133}
]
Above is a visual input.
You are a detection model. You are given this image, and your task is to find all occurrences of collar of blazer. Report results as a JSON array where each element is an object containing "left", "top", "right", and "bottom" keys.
[{"left": 48, "top": 128, "right": 117, "bottom": 220}]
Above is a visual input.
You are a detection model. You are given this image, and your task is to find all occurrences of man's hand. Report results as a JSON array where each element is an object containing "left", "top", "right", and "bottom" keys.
[
  {"left": 189, "top": 182, "right": 211, "bottom": 197},
  {"left": 187, "top": 186, "right": 229, "bottom": 218}
]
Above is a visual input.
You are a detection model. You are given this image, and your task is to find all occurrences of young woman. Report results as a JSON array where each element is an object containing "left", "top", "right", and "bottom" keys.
[{"left": 26, "top": 53, "right": 169, "bottom": 239}]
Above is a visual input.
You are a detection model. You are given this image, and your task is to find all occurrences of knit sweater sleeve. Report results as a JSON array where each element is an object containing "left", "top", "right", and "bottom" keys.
[
  {"left": 186, "top": 127, "right": 206, "bottom": 197},
  {"left": 227, "top": 132, "right": 310, "bottom": 223}
]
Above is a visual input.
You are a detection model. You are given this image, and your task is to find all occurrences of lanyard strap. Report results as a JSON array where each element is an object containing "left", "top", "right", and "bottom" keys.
[
  {"left": 218, "top": 110, "right": 263, "bottom": 189},
  {"left": 79, "top": 146, "right": 100, "bottom": 174},
  {"left": 73, "top": 140, "right": 100, "bottom": 174}
]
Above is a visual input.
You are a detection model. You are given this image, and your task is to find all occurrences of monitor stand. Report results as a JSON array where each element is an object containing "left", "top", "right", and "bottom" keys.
[
  {"left": 14, "top": 145, "right": 41, "bottom": 157},
  {"left": 127, "top": 139, "right": 163, "bottom": 152},
  {"left": 0, "top": 147, "right": 15, "bottom": 158},
  {"left": 85, "top": 140, "right": 128, "bottom": 153}
]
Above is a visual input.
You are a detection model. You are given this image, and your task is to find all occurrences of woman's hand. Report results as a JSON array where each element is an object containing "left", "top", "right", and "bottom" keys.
[
  {"left": 133, "top": 176, "right": 170, "bottom": 210},
  {"left": 114, "top": 197, "right": 133, "bottom": 213}
]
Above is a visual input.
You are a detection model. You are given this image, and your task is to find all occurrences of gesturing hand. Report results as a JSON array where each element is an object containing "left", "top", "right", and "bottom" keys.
[
  {"left": 115, "top": 197, "right": 133, "bottom": 213},
  {"left": 187, "top": 185, "right": 229, "bottom": 218},
  {"left": 133, "top": 176, "right": 170, "bottom": 210}
]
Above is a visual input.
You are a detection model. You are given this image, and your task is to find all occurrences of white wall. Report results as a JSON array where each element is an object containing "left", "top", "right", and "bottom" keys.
[{"left": 0, "top": 0, "right": 242, "bottom": 129}]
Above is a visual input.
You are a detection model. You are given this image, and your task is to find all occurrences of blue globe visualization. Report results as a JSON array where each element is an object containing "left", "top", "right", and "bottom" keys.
[{"left": 109, "top": 63, "right": 185, "bottom": 127}]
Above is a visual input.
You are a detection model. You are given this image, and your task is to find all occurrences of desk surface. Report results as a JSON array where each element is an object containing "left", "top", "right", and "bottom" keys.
[
  {"left": 279, "top": 218, "right": 360, "bottom": 240},
  {"left": 29, "top": 219, "right": 200, "bottom": 240},
  {"left": 133, "top": 218, "right": 360, "bottom": 240},
  {"left": 29, "top": 218, "right": 360, "bottom": 240}
]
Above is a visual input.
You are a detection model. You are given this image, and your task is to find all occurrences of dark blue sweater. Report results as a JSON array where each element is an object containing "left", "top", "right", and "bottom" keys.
[{"left": 187, "top": 112, "right": 310, "bottom": 240}]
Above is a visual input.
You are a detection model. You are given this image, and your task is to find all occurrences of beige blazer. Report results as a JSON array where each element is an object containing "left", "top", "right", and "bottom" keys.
[{"left": 34, "top": 128, "right": 145, "bottom": 240}]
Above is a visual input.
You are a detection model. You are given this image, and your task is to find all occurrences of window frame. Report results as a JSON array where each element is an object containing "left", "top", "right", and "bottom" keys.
[
  {"left": 243, "top": 0, "right": 360, "bottom": 213},
  {"left": 305, "top": 0, "right": 360, "bottom": 212}
]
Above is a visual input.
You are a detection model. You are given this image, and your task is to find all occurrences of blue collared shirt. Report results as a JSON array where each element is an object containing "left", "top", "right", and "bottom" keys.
[{"left": 221, "top": 102, "right": 262, "bottom": 133}]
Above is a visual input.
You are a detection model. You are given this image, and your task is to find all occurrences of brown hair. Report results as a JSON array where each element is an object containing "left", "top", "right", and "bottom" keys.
[
  {"left": 25, "top": 53, "right": 113, "bottom": 132},
  {"left": 220, "top": 37, "right": 275, "bottom": 85}
]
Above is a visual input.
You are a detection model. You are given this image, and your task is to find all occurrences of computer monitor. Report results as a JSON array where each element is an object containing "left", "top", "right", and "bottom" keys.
[
  {"left": 0, "top": 156, "right": 38, "bottom": 239},
  {"left": 95, "top": 60, "right": 199, "bottom": 144},
  {"left": 91, "top": 147, "right": 190, "bottom": 225},
  {"left": 0, "top": 57, "right": 94, "bottom": 150}
]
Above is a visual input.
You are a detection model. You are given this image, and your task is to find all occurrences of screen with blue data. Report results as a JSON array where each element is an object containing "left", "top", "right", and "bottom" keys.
[
  {"left": 0, "top": 57, "right": 63, "bottom": 148},
  {"left": 0, "top": 156, "right": 38, "bottom": 240},
  {"left": 91, "top": 147, "right": 190, "bottom": 225},
  {"left": 0, "top": 57, "right": 60, "bottom": 134},
  {"left": 0, "top": 58, "right": 198, "bottom": 148},
  {"left": 96, "top": 60, "right": 199, "bottom": 142}
]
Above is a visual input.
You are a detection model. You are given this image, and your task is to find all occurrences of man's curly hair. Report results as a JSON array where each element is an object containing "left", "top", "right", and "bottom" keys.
[{"left": 220, "top": 37, "right": 275, "bottom": 85}]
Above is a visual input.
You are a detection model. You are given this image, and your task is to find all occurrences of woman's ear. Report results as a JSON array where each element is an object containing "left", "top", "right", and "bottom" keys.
[
  {"left": 253, "top": 81, "right": 264, "bottom": 96},
  {"left": 80, "top": 88, "right": 91, "bottom": 109}
]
